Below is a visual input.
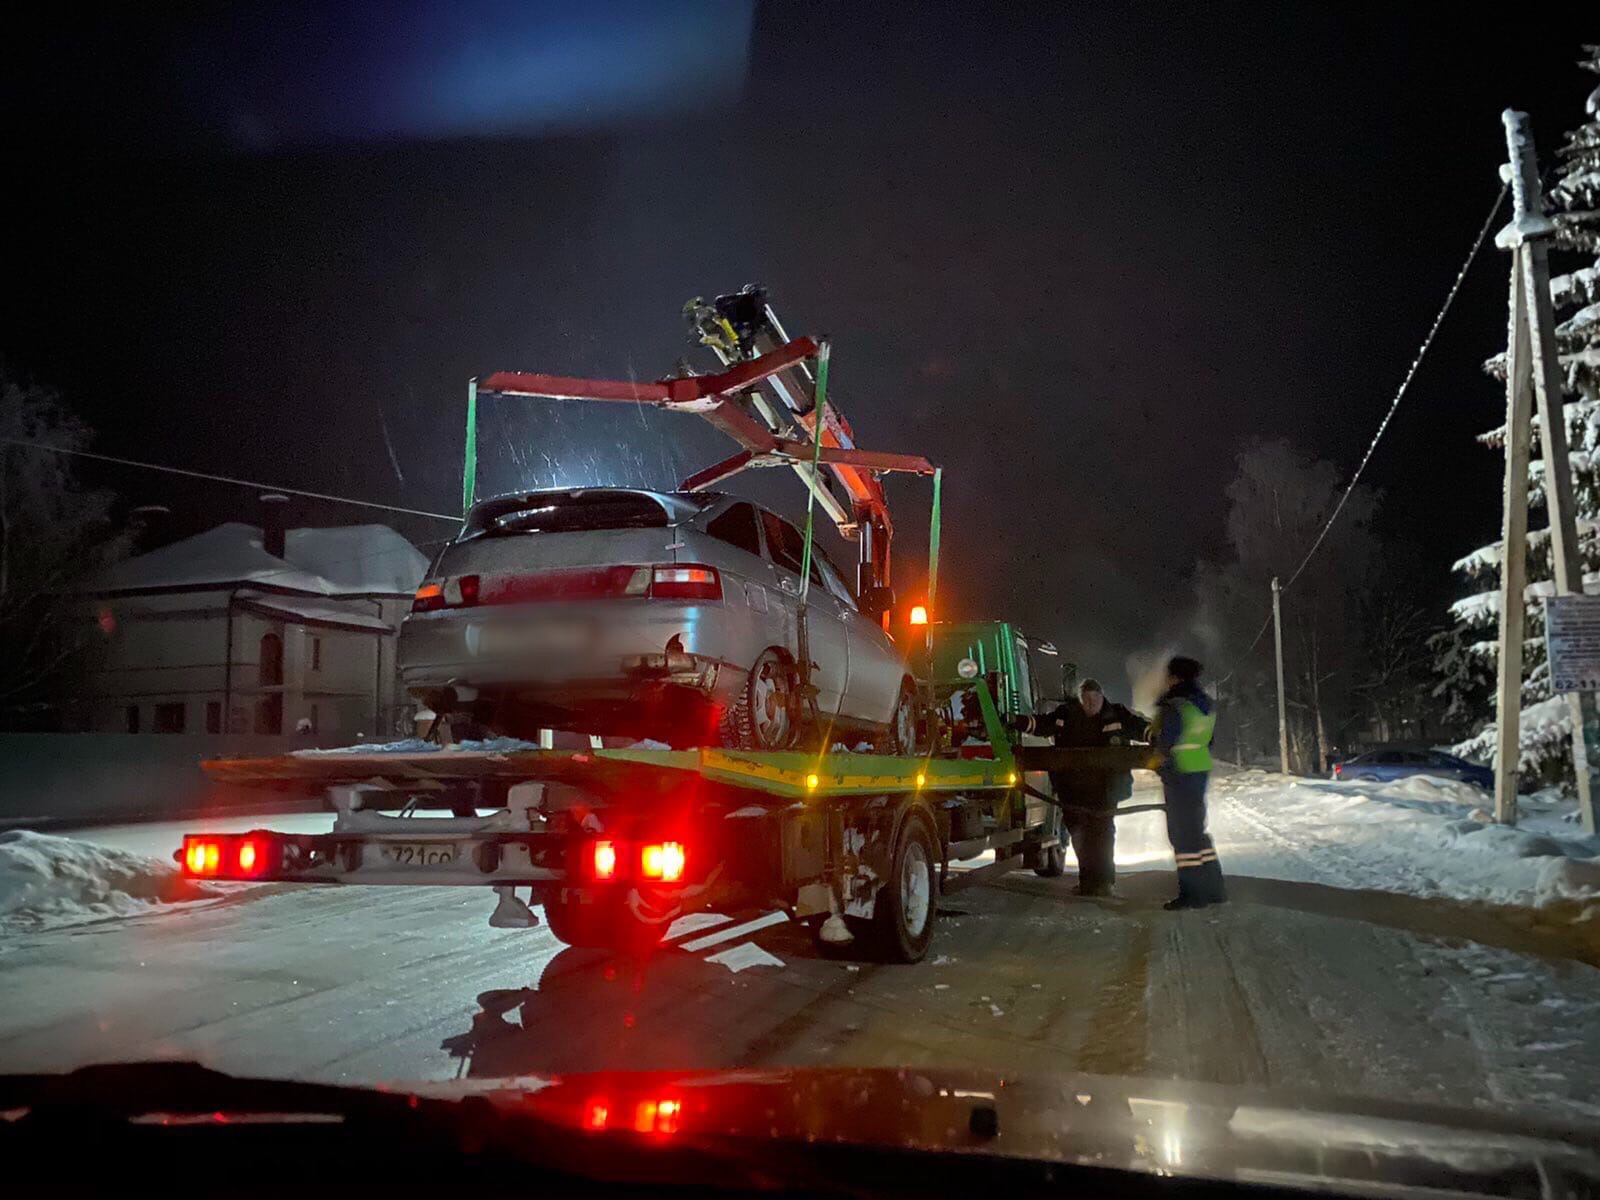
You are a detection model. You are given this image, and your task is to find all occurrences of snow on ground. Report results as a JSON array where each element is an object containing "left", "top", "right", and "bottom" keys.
[
  {"left": 1212, "top": 769, "right": 1600, "bottom": 918},
  {"left": 0, "top": 830, "right": 222, "bottom": 932}
]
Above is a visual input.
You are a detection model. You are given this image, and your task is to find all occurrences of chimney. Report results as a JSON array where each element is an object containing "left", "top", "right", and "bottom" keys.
[
  {"left": 128, "top": 504, "right": 170, "bottom": 552},
  {"left": 259, "top": 493, "right": 289, "bottom": 559}
]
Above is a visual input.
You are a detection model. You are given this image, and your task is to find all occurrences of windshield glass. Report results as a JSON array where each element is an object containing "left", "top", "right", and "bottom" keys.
[
  {"left": 7, "top": 4, "right": 1600, "bottom": 1188},
  {"left": 468, "top": 492, "right": 671, "bottom": 536}
]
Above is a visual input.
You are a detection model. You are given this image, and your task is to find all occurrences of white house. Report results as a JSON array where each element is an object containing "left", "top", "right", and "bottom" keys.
[{"left": 86, "top": 522, "right": 429, "bottom": 737}]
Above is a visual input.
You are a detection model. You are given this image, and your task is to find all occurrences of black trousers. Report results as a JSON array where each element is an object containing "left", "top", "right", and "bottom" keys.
[
  {"left": 1052, "top": 771, "right": 1116, "bottom": 892},
  {"left": 1162, "top": 770, "right": 1226, "bottom": 903}
]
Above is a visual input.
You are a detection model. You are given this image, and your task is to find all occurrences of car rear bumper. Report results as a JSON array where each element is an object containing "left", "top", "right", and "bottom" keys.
[{"left": 397, "top": 604, "right": 746, "bottom": 703}]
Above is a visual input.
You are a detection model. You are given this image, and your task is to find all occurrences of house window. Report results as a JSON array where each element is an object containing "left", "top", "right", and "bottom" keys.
[
  {"left": 206, "top": 701, "right": 222, "bottom": 734},
  {"left": 311, "top": 636, "right": 323, "bottom": 671},
  {"left": 125, "top": 705, "right": 140, "bottom": 733},
  {"left": 154, "top": 702, "right": 186, "bottom": 733},
  {"left": 259, "top": 632, "right": 283, "bottom": 686}
]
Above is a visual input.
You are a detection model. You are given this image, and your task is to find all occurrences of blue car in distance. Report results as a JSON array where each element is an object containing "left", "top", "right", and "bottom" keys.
[{"left": 1331, "top": 748, "right": 1494, "bottom": 790}]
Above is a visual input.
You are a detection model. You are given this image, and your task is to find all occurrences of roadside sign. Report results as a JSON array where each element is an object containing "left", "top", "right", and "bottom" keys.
[{"left": 1544, "top": 595, "right": 1600, "bottom": 692}]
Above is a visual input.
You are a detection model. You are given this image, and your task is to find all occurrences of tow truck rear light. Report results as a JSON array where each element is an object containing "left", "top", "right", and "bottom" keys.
[
  {"left": 181, "top": 834, "right": 274, "bottom": 879},
  {"left": 649, "top": 565, "right": 721, "bottom": 602},
  {"left": 908, "top": 605, "right": 929, "bottom": 626},
  {"left": 639, "top": 841, "right": 686, "bottom": 883},
  {"left": 591, "top": 840, "right": 618, "bottom": 880}
]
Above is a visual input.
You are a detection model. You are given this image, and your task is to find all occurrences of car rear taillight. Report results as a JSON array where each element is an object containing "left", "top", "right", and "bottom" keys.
[
  {"left": 413, "top": 564, "right": 723, "bottom": 611},
  {"left": 181, "top": 834, "right": 273, "bottom": 879},
  {"left": 1332, "top": 763, "right": 1343, "bottom": 779},
  {"left": 591, "top": 840, "right": 618, "bottom": 881},
  {"left": 649, "top": 565, "right": 721, "bottom": 602},
  {"left": 639, "top": 841, "right": 686, "bottom": 883}
]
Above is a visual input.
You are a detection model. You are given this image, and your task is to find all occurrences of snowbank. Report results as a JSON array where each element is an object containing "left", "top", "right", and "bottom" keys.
[
  {"left": 1214, "top": 772, "right": 1600, "bottom": 919},
  {"left": 0, "top": 830, "right": 218, "bottom": 932}
]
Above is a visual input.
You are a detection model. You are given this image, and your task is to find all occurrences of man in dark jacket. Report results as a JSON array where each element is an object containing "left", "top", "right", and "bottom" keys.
[
  {"left": 1153, "top": 655, "right": 1226, "bottom": 910},
  {"left": 1015, "top": 678, "right": 1148, "bottom": 897}
]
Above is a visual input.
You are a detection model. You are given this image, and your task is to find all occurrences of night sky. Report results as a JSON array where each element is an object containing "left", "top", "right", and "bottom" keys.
[{"left": 3, "top": 2, "right": 1596, "bottom": 695}]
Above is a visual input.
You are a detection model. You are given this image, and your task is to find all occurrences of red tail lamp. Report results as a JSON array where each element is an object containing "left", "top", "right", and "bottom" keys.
[
  {"left": 908, "top": 605, "right": 929, "bottom": 626},
  {"left": 181, "top": 834, "right": 270, "bottom": 879},
  {"left": 640, "top": 842, "right": 686, "bottom": 883},
  {"left": 591, "top": 840, "right": 618, "bottom": 881}
]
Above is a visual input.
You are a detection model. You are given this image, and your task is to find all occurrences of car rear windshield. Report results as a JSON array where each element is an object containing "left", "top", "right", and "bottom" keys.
[{"left": 465, "top": 492, "right": 670, "bottom": 537}]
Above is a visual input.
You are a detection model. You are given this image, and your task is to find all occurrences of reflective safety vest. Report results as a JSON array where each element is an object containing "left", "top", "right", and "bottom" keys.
[{"left": 1171, "top": 700, "right": 1215, "bottom": 774}]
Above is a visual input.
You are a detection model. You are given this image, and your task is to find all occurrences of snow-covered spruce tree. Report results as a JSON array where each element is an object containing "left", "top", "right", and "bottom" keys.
[{"left": 1446, "top": 47, "right": 1600, "bottom": 789}]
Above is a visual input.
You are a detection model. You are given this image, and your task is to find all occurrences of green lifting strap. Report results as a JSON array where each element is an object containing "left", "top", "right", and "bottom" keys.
[
  {"left": 798, "top": 341, "right": 830, "bottom": 600},
  {"left": 927, "top": 466, "right": 943, "bottom": 611},
  {"left": 462, "top": 378, "right": 479, "bottom": 516}
]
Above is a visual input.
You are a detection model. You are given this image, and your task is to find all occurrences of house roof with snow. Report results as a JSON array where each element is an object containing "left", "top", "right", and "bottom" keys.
[{"left": 93, "top": 522, "right": 429, "bottom": 599}]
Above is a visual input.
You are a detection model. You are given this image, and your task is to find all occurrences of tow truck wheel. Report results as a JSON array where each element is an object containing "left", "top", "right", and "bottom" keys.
[
  {"left": 1034, "top": 844, "right": 1066, "bottom": 878},
  {"left": 541, "top": 889, "right": 615, "bottom": 949},
  {"left": 542, "top": 890, "right": 662, "bottom": 954},
  {"left": 867, "top": 805, "right": 939, "bottom": 963}
]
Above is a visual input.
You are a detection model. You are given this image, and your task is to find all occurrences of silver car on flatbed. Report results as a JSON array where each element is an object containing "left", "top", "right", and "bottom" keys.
[{"left": 399, "top": 488, "right": 917, "bottom": 750}]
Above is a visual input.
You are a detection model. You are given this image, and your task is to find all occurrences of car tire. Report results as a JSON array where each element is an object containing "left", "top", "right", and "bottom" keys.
[
  {"left": 719, "top": 647, "right": 798, "bottom": 750},
  {"left": 874, "top": 678, "right": 919, "bottom": 756},
  {"left": 864, "top": 805, "right": 940, "bottom": 963}
]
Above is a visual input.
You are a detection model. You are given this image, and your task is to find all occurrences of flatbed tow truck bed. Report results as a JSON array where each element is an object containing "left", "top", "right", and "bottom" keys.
[{"left": 178, "top": 737, "right": 1151, "bottom": 962}]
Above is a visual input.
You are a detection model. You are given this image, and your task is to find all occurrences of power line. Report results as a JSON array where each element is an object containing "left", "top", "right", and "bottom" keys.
[
  {"left": 1216, "top": 181, "right": 1508, "bottom": 686},
  {"left": 0, "top": 437, "right": 461, "bottom": 523},
  {"left": 1282, "top": 181, "right": 1508, "bottom": 591}
]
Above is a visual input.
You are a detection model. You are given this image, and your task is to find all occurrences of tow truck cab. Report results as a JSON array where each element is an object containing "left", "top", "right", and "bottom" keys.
[{"left": 925, "top": 619, "right": 1071, "bottom": 722}]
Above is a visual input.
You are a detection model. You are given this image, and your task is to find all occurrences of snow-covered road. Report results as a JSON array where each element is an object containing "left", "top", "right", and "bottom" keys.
[{"left": 5, "top": 772, "right": 1600, "bottom": 1129}]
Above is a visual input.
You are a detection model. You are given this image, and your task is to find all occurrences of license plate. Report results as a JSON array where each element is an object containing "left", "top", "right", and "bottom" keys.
[
  {"left": 379, "top": 842, "right": 457, "bottom": 867},
  {"left": 476, "top": 619, "right": 593, "bottom": 658}
]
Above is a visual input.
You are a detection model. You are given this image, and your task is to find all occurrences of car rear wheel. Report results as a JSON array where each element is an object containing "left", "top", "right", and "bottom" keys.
[{"left": 719, "top": 647, "right": 798, "bottom": 750}]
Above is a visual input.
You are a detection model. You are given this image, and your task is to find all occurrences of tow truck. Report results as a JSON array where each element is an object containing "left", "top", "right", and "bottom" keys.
[{"left": 178, "top": 289, "right": 1151, "bottom": 961}]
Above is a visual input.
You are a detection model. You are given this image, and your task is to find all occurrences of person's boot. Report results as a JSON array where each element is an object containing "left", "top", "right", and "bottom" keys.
[
  {"left": 1163, "top": 894, "right": 1208, "bottom": 911},
  {"left": 1076, "top": 881, "right": 1116, "bottom": 899}
]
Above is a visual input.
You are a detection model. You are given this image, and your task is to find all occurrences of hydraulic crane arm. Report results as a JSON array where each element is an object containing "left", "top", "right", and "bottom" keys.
[{"left": 479, "top": 286, "right": 934, "bottom": 592}]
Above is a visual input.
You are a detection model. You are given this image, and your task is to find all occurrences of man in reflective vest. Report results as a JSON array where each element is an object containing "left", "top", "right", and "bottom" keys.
[{"left": 1153, "top": 655, "right": 1226, "bottom": 910}]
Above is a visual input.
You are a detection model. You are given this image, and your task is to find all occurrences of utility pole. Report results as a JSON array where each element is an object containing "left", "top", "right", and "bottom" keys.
[
  {"left": 1497, "top": 110, "right": 1600, "bottom": 832},
  {"left": 1272, "top": 576, "right": 1289, "bottom": 774}
]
